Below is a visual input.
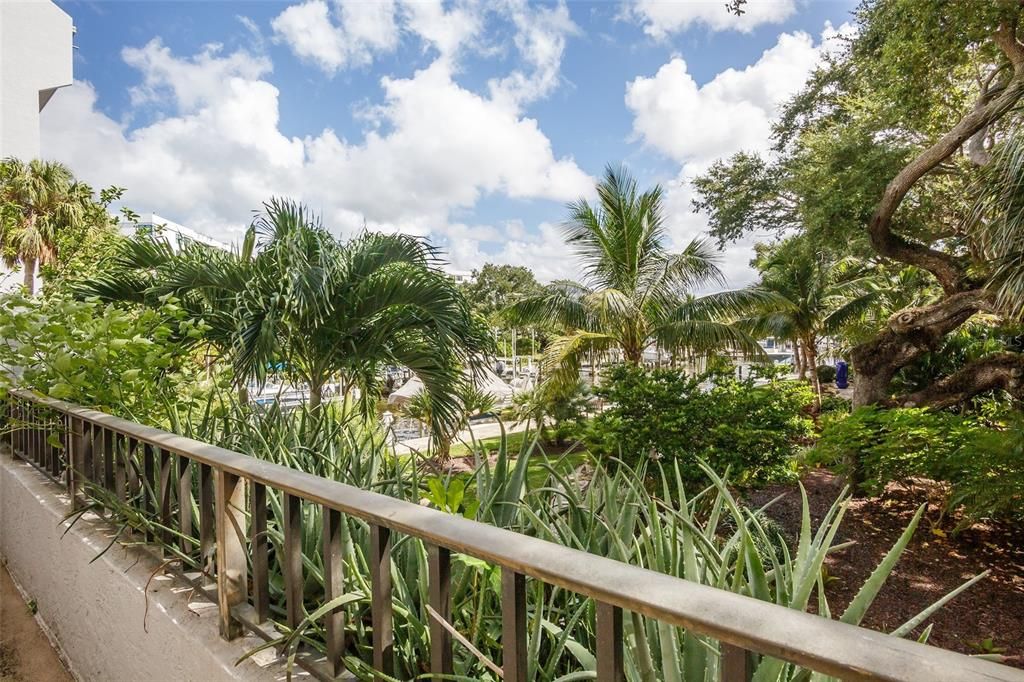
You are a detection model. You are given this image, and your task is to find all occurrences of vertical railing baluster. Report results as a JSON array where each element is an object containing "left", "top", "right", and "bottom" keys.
[
  {"left": 36, "top": 406, "right": 43, "bottom": 466},
  {"left": 199, "top": 463, "right": 214, "bottom": 581},
  {"left": 370, "top": 524, "right": 393, "bottom": 680},
  {"left": 126, "top": 438, "right": 140, "bottom": 499},
  {"left": 50, "top": 409, "right": 61, "bottom": 478},
  {"left": 103, "top": 427, "right": 115, "bottom": 494},
  {"left": 26, "top": 403, "right": 34, "bottom": 462},
  {"left": 16, "top": 400, "right": 23, "bottom": 456},
  {"left": 16, "top": 400, "right": 24, "bottom": 457},
  {"left": 22, "top": 400, "right": 29, "bottom": 459},
  {"left": 251, "top": 482, "right": 269, "bottom": 623},
  {"left": 596, "top": 602, "right": 624, "bottom": 682},
  {"left": 21, "top": 400, "right": 28, "bottom": 459},
  {"left": 159, "top": 448, "right": 173, "bottom": 549},
  {"left": 48, "top": 409, "right": 58, "bottom": 477},
  {"left": 29, "top": 403, "right": 37, "bottom": 462},
  {"left": 720, "top": 643, "right": 753, "bottom": 682},
  {"left": 79, "top": 422, "right": 91, "bottom": 486},
  {"left": 215, "top": 469, "right": 247, "bottom": 640},
  {"left": 40, "top": 408, "right": 48, "bottom": 468},
  {"left": 81, "top": 422, "right": 94, "bottom": 486},
  {"left": 23, "top": 402, "right": 30, "bottom": 460},
  {"left": 142, "top": 443, "right": 156, "bottom": 542},
  {"left": 42, "top": 409, "right": 49, "bottom": 470},
  {"left": 502, "top": 568, "right": 527, "bottom": 682},
  {"left": 427, "top": 544, "right": 452, "bottom": 677},
  {"left": 42, "top": 409, "right": 51, "bottom": 470},
  {"left": 18, "top": 400, "right": 26, "bottom": 457},
  {"left": 283, "top": 492, "right": 304, "bottom": 629},
  {"left": 8, "top": 399, "right": 16, "bottom": 455},
  {"left": 38, "top": 407, "right": 48, "bottom": 470},
  {"left": 66, "top": 415, "right": 79, "bottom": 503},
  {"left": 56, "top": 412, "right": 69, "bottom": 481},
  {"left": 178, "top": 456, "right": 193, "bottom": 555},
  {"left": 322, "top": 506, "right": 344, "bottom": 677},
  {"left": 18, "top": 400, "right": 25, "bottom": 457},
  {"left": 92, "top": 424, "right": 104, "bottom": 485},
  {"left": 114, "top": 432, "right": 127, "bottom": 504}
]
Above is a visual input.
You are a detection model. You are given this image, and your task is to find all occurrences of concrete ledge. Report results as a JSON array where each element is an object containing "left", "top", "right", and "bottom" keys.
[{"left": 0, "top": 451, "right": 303, "bottom": 682}]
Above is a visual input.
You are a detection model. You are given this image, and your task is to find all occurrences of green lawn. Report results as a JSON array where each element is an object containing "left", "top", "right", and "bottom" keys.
[{"left": 449, "top": 430, "right": 592, "bottom": 490}]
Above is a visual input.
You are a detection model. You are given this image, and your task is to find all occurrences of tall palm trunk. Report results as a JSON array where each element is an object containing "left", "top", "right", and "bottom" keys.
[
  {"left": 804, "top": 335, "right": 822, "bottom": 412},
  {"left": 22, "top": 257, "right": 37, "bottom": 295},
  {"left": 794, "top": 339, "right": 806, "bottom": 379},
  {"left": 623, "top": 344, "right": 643, "bottom": 365}
]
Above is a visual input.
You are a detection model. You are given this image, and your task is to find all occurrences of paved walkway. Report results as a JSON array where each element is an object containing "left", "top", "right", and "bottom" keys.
[
  {"left": 1, "top": 564, "right": 71, "bottom": 682},
  {"left": 393, "top": 419, "right": 535, "bottom": 455}
]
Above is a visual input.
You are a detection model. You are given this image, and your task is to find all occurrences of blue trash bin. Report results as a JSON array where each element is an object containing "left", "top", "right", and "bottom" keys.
[{"left": 835, "top": 360, "right": 849, "bottom": 389}]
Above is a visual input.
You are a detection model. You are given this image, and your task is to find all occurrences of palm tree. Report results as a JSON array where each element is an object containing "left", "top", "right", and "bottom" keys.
[
  {"left": 0, "top": 158, "right": 91, "bottom": 294},
  {"left": 972, "top": 131, "right": 1024, "bottom": 321},
  {"left": 77, "top": 198, "right": 489, "bottom": 438},
  {"left": 506, "top": 164, "right": 765, "bottom": 388},
  {"left": 741, "top": 237, "right": 877, "bottom": 409},
  {"left": 839, "top": 265, "right": 940, "bottom": 349}
]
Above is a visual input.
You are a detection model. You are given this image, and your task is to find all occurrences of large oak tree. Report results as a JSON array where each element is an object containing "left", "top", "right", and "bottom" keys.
[{"left": 694, "top": 1, "right": 1024, "bottom": 438}]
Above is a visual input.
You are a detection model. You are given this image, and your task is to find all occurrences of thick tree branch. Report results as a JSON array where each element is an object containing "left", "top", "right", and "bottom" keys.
[
  {"left": 851, "top": 289, "right": 992, "bottom": 405},
  {"left": 868, "top": 21, "right": 1024, "bottom": 294},
  {"left": 894, "top": 352, "right": 1024, "bottom": 409}
]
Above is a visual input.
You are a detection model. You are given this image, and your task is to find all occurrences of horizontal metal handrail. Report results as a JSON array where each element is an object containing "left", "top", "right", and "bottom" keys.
[{"left": 6, "top": 387, "right": 1024, "bottom": 682}]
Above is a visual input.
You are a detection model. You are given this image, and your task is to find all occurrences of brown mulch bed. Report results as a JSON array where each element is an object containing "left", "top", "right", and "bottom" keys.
[{"left": 744, "top": 469, "right": 1024, "bottom": 668}]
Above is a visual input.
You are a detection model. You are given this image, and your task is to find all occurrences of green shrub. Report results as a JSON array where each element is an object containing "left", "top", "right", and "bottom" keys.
[
  {"left": 510, "top": 381, "right": 590, "bottom": 446},
  {"left": 819, "top": 393, "right": 852, "bottom": 414},
  {"left": 585, "top": 364, "right": 814, "bottom": 488},
  {"left": 816, "top": 364, "right": 837, "bottom": 383},
  {"left": 0, "top": 292, "right": 206, "bottom": 421},
  {"left": 812, "top": 407, "right": 1023, "bottom": 526}
]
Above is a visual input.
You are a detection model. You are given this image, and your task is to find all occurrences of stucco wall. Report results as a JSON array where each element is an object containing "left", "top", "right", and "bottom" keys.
[
  {"left": 0, "top": 452, "right": 301, "bottom": 682},
  {"left": 0, "top": 0, "right": 74, "bottom": 161}
]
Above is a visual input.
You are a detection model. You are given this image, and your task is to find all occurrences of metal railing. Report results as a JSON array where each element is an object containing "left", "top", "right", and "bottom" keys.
[{"left": 5, "top": 388, "right": 1024, "bottom": 682}]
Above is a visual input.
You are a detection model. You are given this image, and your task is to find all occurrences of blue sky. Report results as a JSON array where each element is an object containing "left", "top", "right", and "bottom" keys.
[{"left": 44, "top": 0, "right": 857, "bottom": 285}]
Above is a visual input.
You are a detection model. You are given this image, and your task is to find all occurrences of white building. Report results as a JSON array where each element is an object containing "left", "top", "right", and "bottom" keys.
[
  {"left": 448, "top": 269, "right": 475, "bottom": 285},
  {"left": 0, "top": 0, "right": 74, "bottom": 160},
  {"left": 119, "top": 214, "right": 228, "bottom": 251}
]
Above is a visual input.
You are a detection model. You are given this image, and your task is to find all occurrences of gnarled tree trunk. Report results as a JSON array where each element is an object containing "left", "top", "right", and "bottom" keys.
[{"left": 845, "top": 20, "right": 1024, "bottom": 488}]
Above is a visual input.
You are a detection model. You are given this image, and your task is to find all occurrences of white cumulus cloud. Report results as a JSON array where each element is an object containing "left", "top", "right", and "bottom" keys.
[
  {"left": 40, "top": 40, "right": 591, "bottom": 267},
  {"left": 270, "top": 0, "right": 399, "bottom": 74},
  {"left": 630, "top": 0, "right": 797, "bottom": 38},
  {"left": 625, "top": 23, "right": 853, "bottom": 287}
]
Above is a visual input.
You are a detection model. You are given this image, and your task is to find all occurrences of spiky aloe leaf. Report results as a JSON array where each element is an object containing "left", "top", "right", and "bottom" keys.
[{"left": 840, "top": 504, "right": 925, "bottom": 626}]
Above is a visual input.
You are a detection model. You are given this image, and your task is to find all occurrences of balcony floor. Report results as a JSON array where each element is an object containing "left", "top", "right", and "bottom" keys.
[{"left": 0, "top": 564, "right": 72, "bottom": 682}]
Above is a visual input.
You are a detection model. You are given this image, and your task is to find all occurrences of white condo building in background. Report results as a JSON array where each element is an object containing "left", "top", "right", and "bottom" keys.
[
  {"left": 0, "top": 0, "right": 74, "bottom": 160},
  {"left": 119, "top": 214, "right": 229, "bottom": 252}
]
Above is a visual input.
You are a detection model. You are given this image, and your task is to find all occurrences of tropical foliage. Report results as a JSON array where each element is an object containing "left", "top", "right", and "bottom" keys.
[
  {"left": 692, "top": 0, "right": 1024, "bottom": 421},
  {"left": 813, "top": 407, "right": 1024, "bottom": 528},
  {"left": 740, "top": 236, "right": 877, "bottom": 409},
  {"left": 0, "top": 292, "right": 205, "bottom": 420},
  {"left": 51, "top": 386, "right": 980, "bottom": 681},
  {"left": 585, "top": 362, "right": 814, "bottom": 490},
  {"left": 74, "top": 199, "right": 490, "bottom": 436},
  {"left": 506, "top": 165, "right": 766, "bottom": 389},
  {"left": 510, "top": 380, "right": 591, "bottom": 446},
  {"left": 0, "top": 158, "right": 117, "bottom": 294}
]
